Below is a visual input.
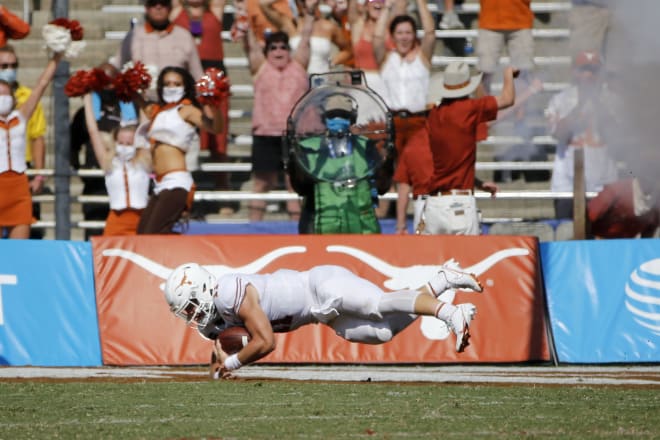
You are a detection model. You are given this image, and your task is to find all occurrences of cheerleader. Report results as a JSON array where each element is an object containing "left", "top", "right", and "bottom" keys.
[
  {"left": 136, "top": 66, "right": 226, "bottom": 234},
  {"left": 83, "top": 93, "right": 151, "bottom": 235}
]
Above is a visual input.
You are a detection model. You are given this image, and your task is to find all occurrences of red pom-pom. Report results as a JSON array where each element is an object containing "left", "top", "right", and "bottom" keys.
[
  {"left": 87, "top": 68, "right": 112, "bottom": 91},
  {"left": 195, "top": 68, "right": 231, "bottom": 106},
  {"left": 64, "top": 68, "right": 111, "bottom": 97},
  {"left": 114, "top": 62, "right": 152, "bottom": 102},
  {"left": 64, "top": 70, "right": 89, "bottom": 97},
  {"left": 68, "top": 20, "right": 84, "bottom": 41},
  {"left": 49, "top": 18, "right": 84, "bottom": 41}
]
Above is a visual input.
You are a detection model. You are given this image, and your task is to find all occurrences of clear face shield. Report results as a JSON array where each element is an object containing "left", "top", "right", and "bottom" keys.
[
  {"left": 286, "top": 71, "right": 393, "bottom": 186},
  {"left": 174, "top": 294, "right": 214, "bottom": 328}
]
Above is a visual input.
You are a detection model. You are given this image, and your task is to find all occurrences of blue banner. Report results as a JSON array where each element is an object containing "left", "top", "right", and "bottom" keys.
[
  {"left": 541, "top": 239, "right": 660, "bottom": 363},
  {"left": 183, "top": 220, "right": 408, "bottom": 235},
  {"left": 0, "top": 240, "right": 102, "bottom": 366}
]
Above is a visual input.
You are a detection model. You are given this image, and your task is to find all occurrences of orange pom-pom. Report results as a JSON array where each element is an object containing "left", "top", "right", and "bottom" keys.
[{"left": 195, "top": 68, "right": 231, "bottom": 106}]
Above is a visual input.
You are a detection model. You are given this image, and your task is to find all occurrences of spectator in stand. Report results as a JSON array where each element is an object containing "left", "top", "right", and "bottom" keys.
[
  {"left": 0, "top": 46, "right": 47, "bottom": 239},
  {"left": 115, "top": 0, "right": 203, "bottom": 82},
  {"left": 418, "top": 62, "right": 515, "bottom": 235},
  {"left": 260, "top": 0, "right": 352, "bottom": 73},
  {"left": 569, "top": 0, "right": 611, "bottom": 58},
  {"left": 326, "top": 0, "right": 354, "bottom": 68},
  {"left": 171, "top": 0, "right": 236, "bottom": 215},
  {"left": 587, "top": 175, "right": 659, "bottom": 239},
  {"left": 373, "top": 0, "right": 435, "bottom": 158},
  {"left": 84, "top": 94, "right": 151, "bottom": 236},
  {"left": 0, "top": 5, "right": 30, "bottom": 48},
  {"left": 70, "top": 63, "right": 140, "bottom": 239},
  {"left": 346, "top": 0, "right": 405, "bottom": 103},
  {"left": 235, "top": 0, "right": 314, "bottom": 221},
  {"left": 545, "top": 51, "right": 619, "bottom": 219},
  {"left": 476, "top": 0, "right": 535, "bottom": 94},
  {"left": 0, "top": 51, "right": 63, "bottom": 239},
  {"left": 136, "top": 66, "right": 225, "bottom": 234},
  {"left": 437, "top": 0, "right": 463, "bottom": 30},
  {"left": 373, "top": 0, "right": 434, "bottom": 220}
]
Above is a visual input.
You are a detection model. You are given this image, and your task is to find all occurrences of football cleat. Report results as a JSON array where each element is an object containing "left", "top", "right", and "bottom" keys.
[
  {"left": 448, "top": 303, "right": 476, "bottom": 352},
  {"left": 438, "top": 266, "right": 484, "bottom": 292},
  {"left": 438, "top": 266, "right": 483, "bottom": 293}
]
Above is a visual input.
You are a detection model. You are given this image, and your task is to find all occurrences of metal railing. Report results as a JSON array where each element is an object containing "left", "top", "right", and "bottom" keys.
[{"left": 28, "top": 159, "right": 590, "bottom": 232}]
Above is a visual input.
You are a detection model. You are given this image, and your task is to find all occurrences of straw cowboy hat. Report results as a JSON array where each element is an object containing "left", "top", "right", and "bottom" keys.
[{"left": 438, "top": 61, "right": 483, "bottom": 99}]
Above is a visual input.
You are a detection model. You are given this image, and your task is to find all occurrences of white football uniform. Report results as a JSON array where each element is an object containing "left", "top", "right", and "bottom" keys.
[{"left": 210, "top": 265, "right": 420, "bottom": 344}]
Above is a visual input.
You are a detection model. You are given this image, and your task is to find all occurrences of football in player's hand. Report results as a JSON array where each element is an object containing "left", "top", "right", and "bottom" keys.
[{"left": 218, "top": 326, "right": 251, "bottom": 354}]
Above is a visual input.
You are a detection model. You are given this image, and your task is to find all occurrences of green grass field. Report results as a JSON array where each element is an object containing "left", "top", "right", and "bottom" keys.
[{"left": 1, "top": 380, "right": 658, "bottom": 439}]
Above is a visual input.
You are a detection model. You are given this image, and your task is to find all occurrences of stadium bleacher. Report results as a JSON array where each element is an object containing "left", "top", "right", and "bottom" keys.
[{"left": 8, "top": 0, "right": 577, "bottom": 240}]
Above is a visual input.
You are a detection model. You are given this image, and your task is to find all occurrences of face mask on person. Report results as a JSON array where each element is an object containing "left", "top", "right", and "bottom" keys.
[
  {"left": 0, "top": 95, "right": 14, "bottom": 115},
  {"left": 325, "top": 117, "right": 351, "bottom": 134},
  {"left": 0, "top": 69, "right": 17, "bottom": 84},
  {"left": 162, "top": 86, "right": 185, "bottom": 103},
  {"left": 115, "top": 144, "right": 136, "bottom": 162}
]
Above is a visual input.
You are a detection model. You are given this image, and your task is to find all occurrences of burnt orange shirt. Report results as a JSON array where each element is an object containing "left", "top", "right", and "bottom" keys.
[
  {"left": 478, "top": 0, "right": 533, "bottom": 30},
  {"left": 426, "top": 96, "right": 498, "bottom": 192}
]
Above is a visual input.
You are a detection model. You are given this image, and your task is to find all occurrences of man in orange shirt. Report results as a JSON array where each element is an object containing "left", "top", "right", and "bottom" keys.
[
  {"left": 419, "top": 61, "right": 515, "bottom": 235},
  {"left": 477, "top": 0, "right": 534, "bottom": 93}
]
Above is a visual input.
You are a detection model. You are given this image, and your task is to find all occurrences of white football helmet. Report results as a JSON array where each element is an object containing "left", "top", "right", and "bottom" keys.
[{"left": 164, "top": 263, "right": 217, "bottom": 328}]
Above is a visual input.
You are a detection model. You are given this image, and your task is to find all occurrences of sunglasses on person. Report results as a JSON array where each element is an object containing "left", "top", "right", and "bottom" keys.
[
  {"left": 0, "top": 62, "right": 18, "bottom": 70},
  {"left": 267, "top": 43, "right": 290, "bottom": 52}
]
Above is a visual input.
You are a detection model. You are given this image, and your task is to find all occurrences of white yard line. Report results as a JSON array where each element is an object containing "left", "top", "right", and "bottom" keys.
[{"left": 1, "top": 365, "right": 659, "bottom": 386}]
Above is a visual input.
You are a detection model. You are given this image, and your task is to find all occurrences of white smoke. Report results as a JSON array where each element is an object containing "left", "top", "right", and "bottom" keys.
[{"left": 604, "top": 1, "right": 660, "bottom": 190}]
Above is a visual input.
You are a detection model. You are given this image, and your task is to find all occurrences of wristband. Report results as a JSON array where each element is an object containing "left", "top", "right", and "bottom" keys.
[
  {"left": 223, "top": 353, "right": 242, "bottom": 371},
  {"left": 34, "top": 175, "right": 45, "bottom": 183}
]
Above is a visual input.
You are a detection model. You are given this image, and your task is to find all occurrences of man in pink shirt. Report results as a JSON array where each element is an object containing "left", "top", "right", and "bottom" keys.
[{"left": 236, "top": 0, "right": 316, "bottom": 221}]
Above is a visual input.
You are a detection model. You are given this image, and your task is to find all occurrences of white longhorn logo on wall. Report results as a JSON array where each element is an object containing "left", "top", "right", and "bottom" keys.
[
  {"left": 625, "top": 258, "right": 660, "bottom": 336},
  {"left": 103, "top": 244, "right": 530, "bottom": 341}
]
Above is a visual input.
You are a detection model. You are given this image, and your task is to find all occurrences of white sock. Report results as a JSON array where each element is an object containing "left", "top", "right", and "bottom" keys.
[{"left": 435, "top": 302, "right": 457, "bottom": 321}]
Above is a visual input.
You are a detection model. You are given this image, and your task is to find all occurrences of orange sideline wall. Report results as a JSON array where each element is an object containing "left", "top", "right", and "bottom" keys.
[{"left": 92, "top": 235, "right": 550, "bottom": 365}]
